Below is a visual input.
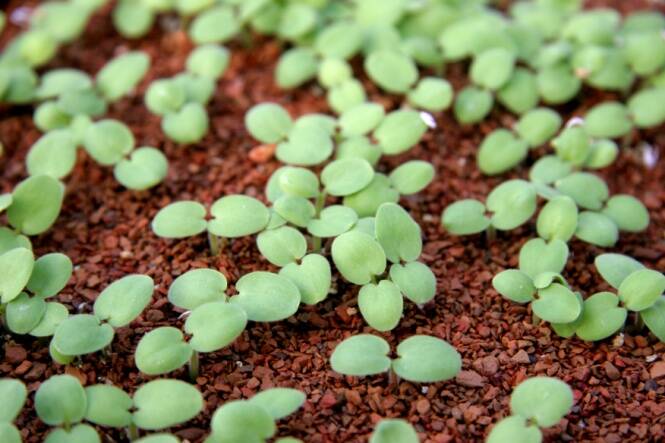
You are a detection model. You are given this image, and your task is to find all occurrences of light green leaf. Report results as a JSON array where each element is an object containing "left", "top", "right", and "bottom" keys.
[
  {"left": 389, "top": 161, "right": 434, "bottom": 195},
  {"left": 307, "top": 205, "right": 357, "bottom": 238},
  {"left": 35, "top": 374, "right": 86, "bottom": 426},
  {"left": 529, "top": 155, "right": 571, "bottom": 185},
  {"left": 487, "top": 180, "right": 537, "bottom": 230},
  {"left": 52, "top": 314, "right": 114, "bottom": 356},
  {"left": 533, "top": 283, "right": 582, "bottom": 324},
  {"left": 358, "top": 280, "right": 403, "bottom": 331},
  {"left": 315, "top": 21, "right": 363, "bottom": 59},
  {"left": 44, "top": 424, "right": 100, "bottom": 443},
  {"left": 519, "top": 238, "right": 569, "bottom": 280},
  {"left": 389, "top": 261, "right": 436, "bottom": 305},
  {"left": 273, "top": 195, "right": 315, "bottom": 228},
  {"left": 276, "top": 125, "right": 334, "bottom": 166},
  {"left": 248, "top": 388, "right": 305, "bottom": 420},
  {"left": 552, "top": 126, "right": 590, "bottom": 167},
  {"left": 327, "top": 79, "right": 366, "bottom": 114},
  {"left": 339, "top": 103, "right": 385, "bottom": 137},
  {"left": 189, "top": 6, "right": 240, "bottom": 44},
  {"left": 515, "top": 108, "right": 562, "bottom": 148},
  {"left": 36, "top": 68, "right": 92, "bottom": 99},
  {"left": 83, "top": 120, "right": 134, "bottom": 166},
  {"left": 0, "top": 379, "right": 26, "bottom": 422},
  {"left": 8, "top": 175, "right": 64, "bottom": 235},
  {"left": 575, "top": 211, "right": 618, "bottom": 247},
  {"left": 602, "top": 194, "right": 649, "bottom": 232},
  {"left": 487, "top": 415, "right": 542, "bottom": 443},
  {"left": 208, "top": 195, "right": 270, "bottom": 237},
  {"left": 441, "top": 199, "right": 490, "bottom": 235},
  {"left": 627, "top": 87, "right": 665, "bottom": 128},
  {"left": 322, "top": 158, "right": 374, "bottom": 197},
  {"left": 471, "top": 47, "right": 515, "bottom": 90},
  {"left": 27, "top": 130, "right": 77, "bottom": 179},
  {"left": 6, "top": 292, "right": 46, "bottom": 334},
  {"left": 555, "top": 173, "right": 609, "bottom": 210},
  {"left": 497, "top": 68, "right": 539, "bottom": 114},
  {"left": 210, "top": 401, "right": 275, "bottom": 442},
  {"left": 135, "top": 327, "right": 192, "bottom": 375},
  {"left": 279, "top": 254, "right": 331, "bottom": 305},
  {"left": 336, "top": 136, "right": 381, "bottom": 167},
  {"left": 618, "top": 269, "right": 665, "bottom": 312},
  {"left": 585, "top": 139, "right": 618, "bottom": 169},
  {"left": 162, "top": 102, "right": 209, "bottom": 144},
  {"left": 392, "top": 335, "right": 461, "bottom": 383},
  {"left": 332, "top": 231, "right": 386, "bottom": 285},
  {"left": 537, "top": 64, "right": 581, "bottom": 104},
  {"left": 375, "top": 203, "right": 421, "bottom": 263},
  {"left": 93, "top": 274, "right": 153, "bottom": 327},
  {"left": 594, "top": 253, "right": 644, "bottom": 289},
  {"left": 575, "top": 292, "right": 627, "bottom": 341},
  {"left": 0, "top": 247, "right": 34, "bottom": 303},
  {"left": 278, "top": 167, "right": 319, "bottom": 199},
  {"left": 492, "top": 269, "right": 536, "bottom": 303},
  {"left": 84, "top": 385, "right": 132, "bottom": 427},
  {"left": 370, "top": 419, "right": 419, "bottom": 443},
  {"left": 230, "top": 272, "right": 301, "bottom": 322},
  {"left": 29, "top": 302, "right": 69, "bottom": 337},
  {"left": 454, "top": 86, "right": 493, "bottom": 124},
  {"left": 317, "top": 57, "right": 352, "bottom": 88},
  {"left": 510, "top": 377, "right": 573, "bottom": 427},
  {"left": 133, "top": 379, "right": 203, "bottom": 430},
  {"left": 145, "top": 79, "right": 186, "bottom": 116},
  {"left": 642, "top": 296, "right": 665, "bottom": 342},
  {"left": 276, "top": 48, "right": 318, "bottom": 89},
  {"left": 256, "top": 226, "right": 307, "bottom": 266},
  {"left": 477, "top": 129, "right": 528, "bottom": 175},
  {"left": 343, "top": 174, "right": 399, "bottom": 217},
  {"left": 152, "top": 201, "right": 207, "bottom": 238},
  {"left": 114, "top": 147, "right": 168, "bottom": 191},
  {"left": 537, "top": 196, "right": 578, "bottom": 242},
  {"left": 96, "top": 51, "right": 150, "bottom": 101},
  {"left": 408, "top": 77, "right": 453, "bottom": 112},
  {"left": 584, "top": 102, "right": 633, "bottom": 138},
  {"left": 185, "top": 302, "right": 247, "bottom": 352},
  {"left": 168, "top": 268, "right": 228, "bottom": 310},
  {"left": 330, "top": 334, "right": 391, "bottom": 376},
  {"left": 374, "top": 110, "right": 427, "bottom": 155},
  {"left": 365, "top": 50, "right": 418, "bottom": 93},
  {"left": 186, "top": 44, "right": 230, "bottom": 80}
]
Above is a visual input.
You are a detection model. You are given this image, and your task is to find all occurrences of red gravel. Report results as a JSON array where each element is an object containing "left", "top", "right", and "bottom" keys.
[{"left": 1, "top": 1, "right": 664, "bottom": 442}]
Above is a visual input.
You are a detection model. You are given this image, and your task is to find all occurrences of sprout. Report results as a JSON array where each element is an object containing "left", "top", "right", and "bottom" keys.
[
  {"left": 96, "top": 51, "right": 150, "bottom": 102},
  {"left": 332, "top": 231, "right": 386, "bottom": 285},
  {"left": 113, "top": 0, "right": 154, "bottom": 39},
  {"left": 574, "top": 211, "right": 618, "bottom": 247},
  {"left": 471, "top": 48, "right": 516, "bottom": 91},
  {"left": 257, "top": 226, "right": 307, "bottom": 265},
  {"left": 358, "top": 280, "right": 403, "bottom": 331},
  {"left": 206, "top": 388, "right": 305, "bottom": 443},
  {"left": 536, "top": 196, "right": 578, "bottom": 242},
  {"left": 601, "top": 194, "right": 649, "bottom": 232},
  {"left": 515, "top": 107, "right": 562, "bottom": 148},
  {"left": 36, "top": 374, "right": 89, "bottom": 428},
  {"left": 279, "top": 254, "right": 331, "bottom": 305},
  {"left": 343, "top": 174, "right": 400, "bottom": 218},
  {"left": 145, "top": 79, "right": 186, "bottom": 116},
  {"left": 113, "top": 147, "right": 169, "bottom": 191},
  {"left": 162, "top": 102, "right": 209, "bottom": 144},
  {"left": 245, "top": 103, "right": 293, "bottom": 144},
  {"left": 388, "top": 160, "right": 434, "bottom": 195},
  {"left": 454, "top": 86, "right": 493, "bottom": 124},
  {"left": 407, "top": 77, "right": 453, "bottom": 112},
  {"left": 594, "top": 253, "right": 644, "bottom": 289},
  {"left": 477, "top": 129, "right": 528, "bottom": 175},
  {"left": 277, "top": 3, "right": 317, "bottom": 41},
  {"left": 230, "top": 271, "right": 301, "bottom": 322},
  {"left": 370, "top": 419, "right": 418, "bottom": 443},
  {"left": 321, "top": 158, "right": 374, "bottom": 196},
  {"left": 34, "top": 101, "right": 71, "bottom": 132},
  {"left": 51, "top": 275, "right": 153, "bottom": 359},
  {"left": 365, "top": 50, "right": 418, "bottom": 93},
  {"left": 7, "top": 175, "right": 64, "bottom": 235},
  {"left": 19, "top": 30, "right": 58, "bottom": 67},
  {"left": 314, "top": 21, "right": 363, "bottom": 60},
  {"left": 554, "top": 172, "right": 608, "bottom": 210},
  {"left": 330, "top": 334, "right": 461, "bottom": 383},
  {"left": 318, "top": 58, "right": 352, "bottom": 88},
  {"left": 627, "top": 87, "right": 665, "bottom": 128},
  {"left": 487, "top": 377, "right": 573, "bottom": 443},
  {"left": 83, "top": 119, "right": 134, "bottom": 166},
  {"left": 584, "top": 102, "right": 633, "bottom": 138},
  {"left": 132, "top": 379, "right": 203, "bottom": 431},
  {"left": 276, "top": 48, "right": 319, "bottom": 89},
  {"left": 573, "top": 292, "right": 627, "bottom": 341},
  {"left": 551, "top": 125, "right": 589, "bottom": 166},
  {"left": 277, "top": 124, "right": 334, "bottom": 166},
  {"left": 537, "top": 64, "right": 581, "bottom": 104},
  {"left": 497, "top": 68, "right": 539, "bottom": 115},
  {"left": 0, "top": 378, "right": 26, "bottom": 443},
  {"left": 189, "top": 5, "right": 240, "bottom": 45},
  {"left": 373, "top": 109, "right": 427, "bottom": 155},
  {"left": 338, "top": 102, "right": 385, "bottom": 137},
  {"left": 186, "top": 44, "right": 230, "bottom": 80},
  {"left": 327, "top": 79, "right": 366, "bottom": 114}
]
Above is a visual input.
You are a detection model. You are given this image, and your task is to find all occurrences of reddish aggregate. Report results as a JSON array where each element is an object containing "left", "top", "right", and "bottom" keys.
[{"left": 0, "top": 1, "right": 664, "bottom": 442}]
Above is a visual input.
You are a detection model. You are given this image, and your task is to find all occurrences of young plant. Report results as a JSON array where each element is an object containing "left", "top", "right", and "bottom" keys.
[
  {"left": 35, "top": 374, "right": 203, "bottom": 442},
  {"left": 330, "top": 334, "right": 461, "bottom": 383},
  {"left": 3, "top": 175, "right": 64, "bottom": 236},
  {"left": 0, "top": 379, "right": 26, "bottom": 443},
  {"left": 135, "top": 269, "right": 300, "bottom": 378},
  {"left": 370, "top": 419, "right": 419, "bottom": 443},
  {"left": 1, "top": 249, "right": 72, "bottom": 338},
  {"left": 50, "top": 274, "right": 154, "bottom": 363},
  {"left": 205, "top": 388, "right": 305, "bottom": 443},
  {"left": 487, "top": 377, "right": 573, "bottom": 443}
]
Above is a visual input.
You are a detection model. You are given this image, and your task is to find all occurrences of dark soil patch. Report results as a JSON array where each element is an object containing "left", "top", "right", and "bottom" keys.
[{"left": 1, "top": 1, "right": 664, "bottom": 442}]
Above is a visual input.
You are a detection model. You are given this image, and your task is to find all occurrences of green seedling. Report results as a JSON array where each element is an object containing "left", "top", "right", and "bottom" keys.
[
  {"left": 51, "top": 274, "right": 153, "bottom": 363},
  {"left": 1, "top": 249, "right": 72, "bottom": 337},
  {"left": 477, "top": 129, "right": 528, "bottom": 176},
  {"left": 318, "top": 58, "right": 353, "bottom": 89},
  {"left": 96, "top": 51, "right": 150, "bottom": 102},
  {"left": 186, "top": 44, "right": 230, "bottom": 80},
  {"left": 453, "top": 86, "right": 493, "bottom": 124},
  {"left": 276, "top": 48, "right": 319, "bottom": 89},
  {"left": 36, "top": 374, "right": 202, "bottom": 442},
  {"left": 497, "top": 68, "right": 539, "bottom": 115},
  {"left": 206, "top": 388, "right": 305, "bottom": 443},
  {"left": 136, "top": 269, "right": 300, "bottom": 377},
  {"left": 330, "top": 334, "right": 461, "bottom": 383},
  {"left": 113, "top": 0, "right": 155, "bottom": 39},
  {"left": 0, "top": 379, "right": 27, "bottom": 443},
  {"left": 189, "top": 5, "right": 240, "bottom": 45},
  {"left": 370, "top": 419, "right": 419, "bottom": 443},
  {"left": 365, "top": 49, "right": 418, "bottom": 94},
  {"left": 442, "top": 179, "right": 537, "bottom": 236},
  {"left": 487, "top": 377, "right": 573, "bottom": 443},
  {"left": 407, "top": 77, "right": 454, "bottom": 112},
  {"left": 5, "top": 175, "right": 64, "bottom": 236},
  {"left": 471, "top": 47, "right": 516, "bottom": 91}
]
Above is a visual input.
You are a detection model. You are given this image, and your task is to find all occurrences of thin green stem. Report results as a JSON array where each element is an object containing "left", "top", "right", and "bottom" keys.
[
  {"left": 312, "top": 236, "right": 322, "bottom": 252},
  {"left": 188, "top": 350, "right": 200, "bottom": 382},
  {"left": 127, "top": 423, "right": 139, "bottom": 441},
  {"left": 485, "top": 225, "right": 496, "bottom": 244},
  {"left": 315, "top": 191, "right": 327, "bottom": 216},
  {"left": 633, "top": 312, "right": 644, "bottom": 331},
  {"left": 208, "top": 232, "right": 221, "bottom": 255}
]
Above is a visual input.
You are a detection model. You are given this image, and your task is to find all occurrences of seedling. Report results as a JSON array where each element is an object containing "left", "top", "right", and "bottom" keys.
[
  {"left": 35, "top": 374, "right": 203, "bottom": 441},
  {"left": 206, "top": 387, "right": 305, "bottom": 443},
  {"left": 4, "top": 175, "right": 64, "bottom": 236},
  {"left": 1, "top": 249, "right": 72, "bottom": 337},
  {"left": 135, "top": 269, "right": 300, "bottom": 377},
  {"left": 50, "top": 274, "right": 154, "bottom": 363},
  {"left": 96, "top": 51, "right": 150, "bottom": 102},
  {"left": 370, "top": 419, "right": 419, "bottom": 443},
  {"left": 330, "top": 334, "right": 461, "bottom": 383},
  {"left": 487, "top": 377, "right": 573, "bottom": 443},
  {"left": 0, "top": 379, "right": 26, "bottom": 443}
]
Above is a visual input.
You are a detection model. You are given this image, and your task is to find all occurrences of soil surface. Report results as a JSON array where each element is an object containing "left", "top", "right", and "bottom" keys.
[{"left": 1, "top": 1, "right": 664, "bottom": 442}]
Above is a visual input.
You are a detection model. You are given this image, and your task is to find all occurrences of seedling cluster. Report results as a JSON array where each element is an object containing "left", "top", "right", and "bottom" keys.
[{"left": 0, "top": 0, "right": 664, "bottom": 442}]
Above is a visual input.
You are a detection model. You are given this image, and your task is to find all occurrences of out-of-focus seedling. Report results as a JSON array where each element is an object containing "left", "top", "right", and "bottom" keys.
[
  {"left": 0, "top": 379, "right": 27, "bottom": 443},
  {"left": 330, "top": 334, "right": 461, "bottom": 383},
  {"left": 370, "top": 419, "right": 419, "bottom": 443},
  {"left": 487, "top": 377, "right": 573, "bottom": 443}
]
